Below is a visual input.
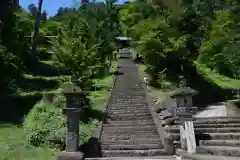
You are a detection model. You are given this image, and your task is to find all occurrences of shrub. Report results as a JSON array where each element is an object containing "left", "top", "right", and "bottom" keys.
[{"left": 23, "top": 96, "right": 66, "bottom": 148}]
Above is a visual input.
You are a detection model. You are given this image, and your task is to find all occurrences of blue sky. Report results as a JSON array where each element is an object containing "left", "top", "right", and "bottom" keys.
[{"left": 20, "top": 0, "right": 127, "bottom": 17}]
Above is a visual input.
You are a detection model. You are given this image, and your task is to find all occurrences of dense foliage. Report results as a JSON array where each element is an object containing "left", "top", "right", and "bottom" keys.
[
  {"left": 120, "top": 0, "right": 240, "bottom": 89},
  {"left": 0, "top": 1, "right": 121, "bottom": 158},
  {"left": 0, "top": 0, "right": 120, "bottom": 95},
  {"left": 2, "top": 0, "right": 240, "bottom": 158}
]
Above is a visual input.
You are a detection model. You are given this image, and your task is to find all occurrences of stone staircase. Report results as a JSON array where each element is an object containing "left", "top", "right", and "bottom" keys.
[
  {"left": 86, "top": 50, "right": 240, "bottom": 160},
  {"left": 86, "top": 51, "right": 176, "bottom": 159},
  {"left": 164, "top": 116, "right": 240, "bottom": 159}
]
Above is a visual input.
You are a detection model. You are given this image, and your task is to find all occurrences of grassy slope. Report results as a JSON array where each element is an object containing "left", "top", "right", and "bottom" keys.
[
  {"left": 197, "top": 63, "right": 240, "bottom": 89},
  {"left": 0, "top": 62, "right": 117, "bottom": 160},
  {"left": 138, "top": 60, "right": 240, "bottom": 109}
]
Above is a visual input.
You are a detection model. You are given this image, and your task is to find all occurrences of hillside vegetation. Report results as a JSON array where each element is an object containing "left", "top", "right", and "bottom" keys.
[
  {"left": 1, "top": 0, "right": 240, "bottom": 159},
  {"left": 0, "top": 1, "right": 120, "bottom": 159},
  {"left": 119, "top": 0, "right": 240, "bottom": 103}
]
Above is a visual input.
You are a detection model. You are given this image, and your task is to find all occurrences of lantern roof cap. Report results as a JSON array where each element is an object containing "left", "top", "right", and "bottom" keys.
[
  {"left": 170, "top": 87, "right": 197, "bottom": 97},
  {"left": 61, "top": 82, "right": 83, "bottom": 95}
]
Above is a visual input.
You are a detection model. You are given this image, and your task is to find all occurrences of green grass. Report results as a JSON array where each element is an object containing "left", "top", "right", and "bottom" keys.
[
  {"left": 15, "top": 75, "right": 71, "bottom": 96},
  {"left": 0, "top": 124, "right": 58, "bottom": 160},
  {"left": 39, "top": 60, "right": 57, "bottom": 66},
  {"left": 17, "top": 89, "right": 61, "bottom": 97},
  {"left": 197, "top": 63, "right": 240, "bottom": 89},
  {"left": 23, "top": 74, "right": 71, "bottom": 81},
  {"left": 138, "top": 63, "right": 147, "bottom": 74},
  {"left": 0, "top": 62, "right": 117, "bottom": 160}
]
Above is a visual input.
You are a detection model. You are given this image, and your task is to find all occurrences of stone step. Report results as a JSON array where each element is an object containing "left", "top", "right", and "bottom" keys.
[
  {"left": 112, "top": 87, "right": 143, "bottom": 89},
  {"left": 112, "top": 93, "right": 145, "bottom": 96},
  {"left": 111, "top": 95, "right": 145, "bottom": 98},
  {"left": 111, "top": 91, "right": 144, "bottom": 94},
  {"left": 107, "top": 106, "right": 148, "bottom": 109},
  {"left": 107, "top": 109, "right": 150, "bottom": 114},
  {"left": 195, "top": 116, "right": 240, "bottom": 120},
  {"left": 101, "top": 135, "right": 160, "bottom": 141},
  {"left": 85, "top": 156, "right": 178, "bottom": 160},
  {"left": 112, "top": 86, "right": 142, "bottom": 88},
  {"left": 105, "top": 119, "right": 153, "bottom": 124},
  {"left": 110, "top": 100, "right": 146, "bottom": 104},
  {"left": 107, "top": 105, "right": 148, "bottom": 110},
  {"left": 112, "top": 90, "right": 144, "bottom": 92},
  {"left": 109, "top": 103, "right": 147, "bottom": 106},
  {"left": 165, "top": 126, "right": 240, "bottom": 133},
  {"left": 101, "top": 138, "right": 162, "bottom": 145},
  {"left": 175, "top": 118, "right": 240, "bottom": 124},
  {"left": 108, "top": 113, "right": 151, "bottom": 117},
  {"left": 109, "top": 103, "right": 148, "bottom": 108},
  {"left": 103, "top": 125, "right": 157, "bottom": 131},
  {"left": 110, "top": 97, "right": 146, "bottom": 100},
  {"left": 200, "top": 140, "right": 240, "bottom": 147},
  {"left": 103, "top": 121, "right": 155, "bottom": 127},
  {"left": 197, "top": 145, "right": 240, "bottom": 157},
  {"left": 112, "top": 89, "right": 143, "bottom": 92},
  {"left": 112, "top": 89, "right": 144, "bottom": 91},
  {"left": 102, "top": 149, "right": 166, "bottom": 157},
  {"left": 110, "top": 99, "right": 146, "bottom": 102},
  {"left": 176, "top": 149, "right": 240, "bottom": 160},
  {"left": 102, "top": 144, "right": 163, "bottom": 150},
  {"left": 179, "top": 123, "right": 240, "bottom": 128},
  {"left": 115, "top": 80, "right": 141, "bottom": 82},
  {"left": 107, "top": 112, "right": 150, "bottom": 115},
  {"left": 108, "top": 115, "right": 152, "bottom": 121},
  {"left": 109, "top": 102, "right": 147, "bottom": 105},
  {"left": 171, "top": 132, "right": 240, "bottom": 141},
  {"left": 102, "top": 130, "right": 158, "bottom": 136}
]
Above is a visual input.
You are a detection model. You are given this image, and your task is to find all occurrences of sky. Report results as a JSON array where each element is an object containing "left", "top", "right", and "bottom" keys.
[{"left": 19, "top": 0, "right": 127, "bottom": 17}]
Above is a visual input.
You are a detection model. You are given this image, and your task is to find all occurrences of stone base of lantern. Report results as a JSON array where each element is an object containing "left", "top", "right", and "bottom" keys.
[{"left": 57, "top": 151, "right": 84, "bottom": 160}]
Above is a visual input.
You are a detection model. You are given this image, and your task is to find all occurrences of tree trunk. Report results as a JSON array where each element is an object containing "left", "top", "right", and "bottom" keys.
[{"left": 31, "top": 0, "right": 43, "bottom": 56}]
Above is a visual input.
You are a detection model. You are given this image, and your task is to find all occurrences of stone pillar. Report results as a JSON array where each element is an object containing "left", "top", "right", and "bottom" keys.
[
  {"left": 170, "top": 76, "right": 198, "bottom": 150},
  {"left": 64, "top": 107, "right": 80, "bottom": 151},
  {"left": 57, "top": 82, "right": 84, "bottom": 160}
]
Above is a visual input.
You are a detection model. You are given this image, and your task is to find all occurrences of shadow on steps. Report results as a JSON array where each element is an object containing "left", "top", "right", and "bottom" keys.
[
  {"left": 81, "top": 137, "right": 103, "bottom": 158},
  {"left": 113, "top": 71, "right": 124, "bottom": 76},
  {"left": 195, "top": 134, "right": 212, "bottom": 146}
]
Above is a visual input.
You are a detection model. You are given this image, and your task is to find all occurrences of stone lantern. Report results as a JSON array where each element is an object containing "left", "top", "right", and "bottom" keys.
[
  {"left": 57, "top": 82, "right": 84, "bottom": 160},
  {"left": 170, "top": 76, "right": 198, "bottom": 121},
  {"left": 170, "top": 76, "right": 198, "bottom": 151}
]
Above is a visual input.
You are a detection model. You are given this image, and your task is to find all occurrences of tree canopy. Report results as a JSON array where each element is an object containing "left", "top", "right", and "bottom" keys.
[{"left": 119, "top": 0, "right": 240, "bottom": 88}]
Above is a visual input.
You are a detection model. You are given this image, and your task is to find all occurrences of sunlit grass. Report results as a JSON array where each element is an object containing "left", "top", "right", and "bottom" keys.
[
  {"left": 197, "top": 63, "right": 240, "bottom": 89},
  {"left": 0, "top": 62, "right": 117, "bottom": 160}
]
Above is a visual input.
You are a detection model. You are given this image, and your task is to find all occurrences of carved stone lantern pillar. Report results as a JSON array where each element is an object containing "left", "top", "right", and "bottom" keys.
[
  {"left": 57, "top": 82, "right": 84, "bottom": 160},
  {"left": 170, "top": 76, "right": 198, "bottom": 151},
  {"left": 170, "top": 76, "right": 198, "bottom": 121}
]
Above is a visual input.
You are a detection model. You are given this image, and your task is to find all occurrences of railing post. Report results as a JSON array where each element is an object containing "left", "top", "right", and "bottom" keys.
[
  {"left": 57, "top": 82, "right": 84, "bottom": 160},
  {"left": 170, "top": 76, "right": 198, "bottom": 153}
]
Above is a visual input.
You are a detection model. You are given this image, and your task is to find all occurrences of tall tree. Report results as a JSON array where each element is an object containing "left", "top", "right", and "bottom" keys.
[{"left": 31, "top": 0, "right": 43, "bottom": 56}]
